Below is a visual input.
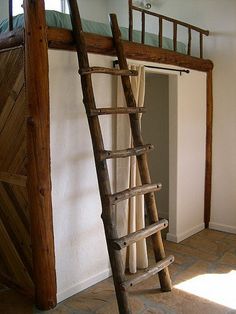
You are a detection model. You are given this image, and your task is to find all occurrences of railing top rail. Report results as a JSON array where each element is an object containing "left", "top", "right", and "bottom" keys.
[{"left": 131, "top": 5, "right": 209, "bottom": 36}]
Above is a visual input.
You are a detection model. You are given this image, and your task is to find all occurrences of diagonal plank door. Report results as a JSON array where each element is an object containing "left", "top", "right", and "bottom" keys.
[{"left": 0, "top": 48, "right": 33, "bottom": 295}]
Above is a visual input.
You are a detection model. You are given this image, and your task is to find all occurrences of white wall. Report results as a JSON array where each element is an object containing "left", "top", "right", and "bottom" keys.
[
  {"left": 143, "top": 73, "right": 169, "bottom": 219},
  {"left": 0, "top": 1, "right": 8, "bottom": 21},
  {"left": 107, "top": 0, "right": 236, "bottom": 234},
  {"left": 49, "top": 50, "right": 115, "bottom": 302},
  {"left": 77, "top": 0, "right": 109, "bottom": 22},
  {"left": 167, "top": 70, "right": 207, "bottom": 243},
  {"left": 140, "top": 65, "right": 206, "bottom": 243}
]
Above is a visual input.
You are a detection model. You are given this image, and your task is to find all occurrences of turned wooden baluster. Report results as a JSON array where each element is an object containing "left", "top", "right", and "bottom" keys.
[
  {"left": 129, "top": 0, "right": 133, "bottom": 41},
  {"left": 9, "top": 0, "right": 13, "bottom": 31},
  {"left": 159, "top": 17, "right": 163, "bottom": 48},
  {"left": 173, "top": 22, "right": 177, "bottom": 51},
  {"left": 142, "top": 11, "right": 145, "bottom": 44},
  {"left": 188, "top": 27, "right": 192, "bottom": 55},
  {"left": 200, "top": 32, "right": 203, "bottom": 58}
]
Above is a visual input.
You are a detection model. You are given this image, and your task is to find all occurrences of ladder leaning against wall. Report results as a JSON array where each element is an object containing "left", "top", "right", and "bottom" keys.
[{"left": 68, "top": 1, "right": 174, "bottom": 313}]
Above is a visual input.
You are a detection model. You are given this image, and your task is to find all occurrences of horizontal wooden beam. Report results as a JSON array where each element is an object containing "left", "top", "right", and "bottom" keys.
[
  {"left": 0, "top": 28, "right": 213, "bottom": 72},
  {"left": 47, "top": 28, "right": 214, "bottom": 72},
  {"left": 0, "top": 172, "right": 27, "bottom": 187}
]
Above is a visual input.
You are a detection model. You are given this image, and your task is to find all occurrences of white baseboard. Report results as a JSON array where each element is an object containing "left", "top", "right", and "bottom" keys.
[
  {"left": 209, "top": 222, "right": 236, "bottom": 234},
  {"left": 57, "top": 267, "right": 112, "bottom": 303},
  {"left": 166, "top": 223, "right": 205, "bottom": 243}
]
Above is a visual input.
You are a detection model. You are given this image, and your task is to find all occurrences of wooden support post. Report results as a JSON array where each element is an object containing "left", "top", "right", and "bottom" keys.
[
  {"left": 24, "top": 0, "right": 57, "bottom": 310},
  {"left": 204, "top": 70, "right": 213, "bottom": 228}
]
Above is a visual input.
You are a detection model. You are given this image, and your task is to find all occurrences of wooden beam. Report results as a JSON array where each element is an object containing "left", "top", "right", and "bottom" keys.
[
  {"left": 204, "top": 70, "right": 213, "bottom": 228},
  {"left": 0, "top": 29, "right": 23, "bottom": 52},
  {"left": 0, "top": 172, "right": 27, "bottom": 187},
  {"left": 47, "top": 28, "right": 214, "bottom": 72},
  {"left": 24, "top": 0, "right": 57, "bottom": 310}
]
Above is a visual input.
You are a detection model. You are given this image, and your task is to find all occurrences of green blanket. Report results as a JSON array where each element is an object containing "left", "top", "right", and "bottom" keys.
[{"left": 0, "top": 10, "right": 186, "bottom": 54}]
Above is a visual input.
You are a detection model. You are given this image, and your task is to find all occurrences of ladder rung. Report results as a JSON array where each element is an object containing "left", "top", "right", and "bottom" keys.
[
  {"left": 80, "top": 67, "right": 138, "bottom": 76},
  {"left": 87, "top": 107, "right": 146, "bottom": 117},
  {"left": 111, "top": 219, "right": 168, "bottom": 250},
  {"left": 100, "top": 144, "right": 154, "bottom": 161},
  {"left": 109, "top": 183, "right": 162, "bottom": 205},
  {"left": 121, "top": 255, "right": 174, "bottom": 290}
]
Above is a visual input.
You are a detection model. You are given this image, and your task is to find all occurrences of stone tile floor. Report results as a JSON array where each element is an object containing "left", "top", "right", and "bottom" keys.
[{"left": 1, "top": 229, "right": 236, "bottom": 313}]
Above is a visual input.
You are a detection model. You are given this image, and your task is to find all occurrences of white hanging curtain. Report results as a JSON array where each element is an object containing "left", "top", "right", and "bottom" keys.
[{"left": 115, "top": 64, "right": 148, "bottom": 273}]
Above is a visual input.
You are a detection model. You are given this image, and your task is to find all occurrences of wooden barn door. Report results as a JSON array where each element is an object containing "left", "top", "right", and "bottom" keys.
[{"left": 0, "top": 48, "right": 33, "bottom": 295}]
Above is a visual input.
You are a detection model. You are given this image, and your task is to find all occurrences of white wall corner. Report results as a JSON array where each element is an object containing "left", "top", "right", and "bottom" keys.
[
  {"left": 57, "top": 267, "right": 112, "bottom": 303},
  {"left": 209, "top": 222, "right": 236, "bottom": 235},
  {"left": 166, "top": 223, "right": 205, "bottom": 243}
]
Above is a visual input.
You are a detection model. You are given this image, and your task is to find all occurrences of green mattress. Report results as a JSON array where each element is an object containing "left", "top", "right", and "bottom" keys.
[{"left": 0, "top": 10, "right": 186, "bottom": 54}]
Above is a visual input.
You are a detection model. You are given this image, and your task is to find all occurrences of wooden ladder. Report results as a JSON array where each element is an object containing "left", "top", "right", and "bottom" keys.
[{"left": 68, "top": 1, "right": 174, "bottom": 313}]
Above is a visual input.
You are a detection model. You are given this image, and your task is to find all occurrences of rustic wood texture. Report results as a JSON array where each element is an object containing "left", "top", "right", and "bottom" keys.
[
  {"left": 80, "top": 66, "right": 138, "bottom": 76},
  {"left": 188, "top": 27, "right": 192, "bottom": 55},
  {"left": 47, "top": 28, "right": 214, "bottom": 72},
  {"left": 24, "top": 0, "right": 57, "bottom": 310},
  {"left": 110, "top": 13, "right": 173, "bottom": 293},
  {"left": 68, "top": 1, "right": 174, "bottom": 311},
  {"left": 129, "top": 0, "right": 209, "bottom": 59},
  {"left": 8, "top": 0, "right": 13, "bottom": 31},
  {"left": 112, "top": 219, "right": 168, "bottom": 250},
  {"left": 121, "top": 255, "right": 174, "bottom": 290},
  {"left": 173, "top": 22, "right": 177, "bottom": 52},
  {"left": 68, "top": 1, "right": 131, "bottom": 312},
  {"left": 128, "top": 0, "right": 133, "bottom": 42},
  {"left": 0, "top": 48, "right": 33, "bottom": 295},
  {"left": 0, "top": 172, "right": 27, "bottom": 187},
  {"left": 204, "top": 70, "right": 213, "bottom": 228},
  {"left": 101, "top": 144, "right": 154, "bottom": 161},
  {"left": 130, "top": 2, "right": 209, "bottom": 35},
  {"left": 0, "top": 29, "right": 24, "bottom": 51},
  {"left": 110, "top": 183, "right": 162, "bottom": 205},
  {"left": 88, "top": 107, "right": 146, "bottom": 116},
  {"left": 141, "top": 11, "right": 145, "bottom": 44},
  {"left": 159, "top": 18, "right": 163, "bottom": 48}
]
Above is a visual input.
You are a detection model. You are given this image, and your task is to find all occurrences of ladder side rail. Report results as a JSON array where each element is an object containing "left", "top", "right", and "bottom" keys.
[
  {"left": 67, "top": 1, "right": 131, "bottom": 313},
  {"left": 109, "top": 13, "right": 172, "bottom": 292}
]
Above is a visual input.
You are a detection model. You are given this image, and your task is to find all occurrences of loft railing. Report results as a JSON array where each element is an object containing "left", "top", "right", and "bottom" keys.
[
  {"left": 7, "top": 0, "right": 209, "bottom": 58},
  {"left": 128, "top": 0, "right": 209, "bottom": 58}
]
